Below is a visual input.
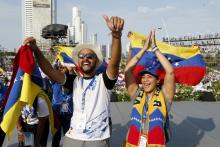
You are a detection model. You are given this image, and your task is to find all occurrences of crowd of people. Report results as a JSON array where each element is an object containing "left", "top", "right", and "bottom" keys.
[
  {"left": 162, "top": 32, "right": 220, "bottom": 56},
  {"left": 193, "top": 69, "right": 220, "bottom": 92},
  {"left": 163, "top": 32, "right": 220, "bottom": 42}
]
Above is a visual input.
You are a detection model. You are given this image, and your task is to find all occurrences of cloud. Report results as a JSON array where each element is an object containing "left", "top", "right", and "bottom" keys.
[{"left": 137, "top": 5, "right": 176, "bottom": 14}]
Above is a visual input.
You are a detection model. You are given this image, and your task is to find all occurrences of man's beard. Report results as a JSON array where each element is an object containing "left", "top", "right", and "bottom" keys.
[{"left": 80, "top": 65, "right": 96, "bottom": 75}]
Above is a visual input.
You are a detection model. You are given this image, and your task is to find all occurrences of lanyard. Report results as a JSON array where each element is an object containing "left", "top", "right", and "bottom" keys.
[
  {"left": 80, "top": 77, "right": 96, "bottom": 112},
  {"left": 142, "top": 96, "right": 152, "bottom": 131}
]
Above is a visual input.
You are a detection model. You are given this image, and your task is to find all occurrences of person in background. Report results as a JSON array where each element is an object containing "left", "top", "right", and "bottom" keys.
[
  {"left": 51, "top": 64, "right": 73, "bottom": 147},
  {"left": 17, "top": 77, "right": 50, "bottom": 147}
]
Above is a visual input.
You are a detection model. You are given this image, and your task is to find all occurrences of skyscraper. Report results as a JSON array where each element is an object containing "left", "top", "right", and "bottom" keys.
[
  {"left": 69, "top": 6, "right": 88, "bottom": 45},
  {"left": 22, "top": 0, "right": 52, "bottom": 49},
  {"left": 81, "top": 21, "right": 87, "bottom": 44},
  {"left": 91, "top": 33, "right": 98, "bottom": 45},
  {"left": 52, "top": 0, "right": 57, "bottom": 24}
]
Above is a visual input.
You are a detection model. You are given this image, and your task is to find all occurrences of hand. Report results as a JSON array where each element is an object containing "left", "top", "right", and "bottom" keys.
[
  {"left": 143, "top": 31, "right": 152, "bottom": 51},
  {"left": 23, "top": 37, "right": 38, "bottom": 51},
  {"left": 151, "top": 29, "right": 157, "bottom": 48},
  {"left": 23, "top": 37, "right": 36, "bottom": 46},
  {"left": 103, "top": 15, "right": 124, "bottom": 38}
]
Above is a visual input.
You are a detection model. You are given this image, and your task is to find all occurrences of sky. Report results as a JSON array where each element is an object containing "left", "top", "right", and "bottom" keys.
[{"left": 0, "top": 0, "right": 220, "bottom": 52}]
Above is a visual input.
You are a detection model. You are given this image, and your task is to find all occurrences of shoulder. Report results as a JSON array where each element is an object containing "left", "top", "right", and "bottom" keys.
[{"left": 101, "top": 71, "right": 117, "bottom": 90}]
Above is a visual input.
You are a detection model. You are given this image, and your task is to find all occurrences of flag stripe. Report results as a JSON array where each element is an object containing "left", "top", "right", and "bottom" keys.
[{"left": 130, "top": 32, "right": 206, "bottom": 86}]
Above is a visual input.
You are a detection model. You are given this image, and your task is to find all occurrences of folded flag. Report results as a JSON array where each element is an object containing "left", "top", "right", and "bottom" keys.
[
  {"left": 0, "top": 45, "right": 56, "bottom": 138},
  {"left": 129, "top": 32, "right": 206, "bottom": 86}
]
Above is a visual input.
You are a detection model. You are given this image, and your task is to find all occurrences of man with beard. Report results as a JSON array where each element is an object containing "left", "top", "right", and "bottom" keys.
[{"left": 23, "top": 15, "right": 124, "bottom": 147}]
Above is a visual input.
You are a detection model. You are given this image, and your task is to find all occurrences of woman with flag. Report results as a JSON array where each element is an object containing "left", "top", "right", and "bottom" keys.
[{"left": 124, "top": 30, "right": 175, "bottom": 147}]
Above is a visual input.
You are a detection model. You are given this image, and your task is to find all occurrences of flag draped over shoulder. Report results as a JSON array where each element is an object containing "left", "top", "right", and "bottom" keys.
[
  {"left": 129, "top": 32, "right": 206, "bottom": 86},
  {"left": 0, "top": 45, "right": 56, "bottom": 138},
  {"left": 52, "top": 45, "right": 107, "bottom": 75}
]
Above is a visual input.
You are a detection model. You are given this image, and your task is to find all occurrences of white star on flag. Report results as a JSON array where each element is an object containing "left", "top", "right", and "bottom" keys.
[{"left": 174, "top": 62, "right": 180, "bottom": 66}]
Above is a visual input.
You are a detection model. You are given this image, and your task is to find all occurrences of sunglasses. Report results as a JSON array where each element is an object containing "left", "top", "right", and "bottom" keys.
[{"left": 78, "top": 53, "right": 97, "bottom": 59}]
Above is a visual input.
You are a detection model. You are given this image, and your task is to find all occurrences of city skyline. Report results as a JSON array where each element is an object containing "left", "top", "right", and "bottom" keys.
[{"left": 0, "top": 0, "right": 220, "bottom": 52}]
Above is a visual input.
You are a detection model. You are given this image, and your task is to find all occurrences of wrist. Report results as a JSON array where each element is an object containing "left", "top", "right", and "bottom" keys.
[
  {"left": 112, "top": 31, "right": 122, "bottom": 39},
  {"left": 135, "top": 56, "right": 140, "bottom": 60},
  {"left": 152, "top": 46, "right": 159, "bottom": 53}
]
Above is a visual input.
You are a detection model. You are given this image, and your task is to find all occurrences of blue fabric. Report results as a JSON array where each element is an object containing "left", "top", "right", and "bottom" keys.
[
  {"left": 0, "top": 82, "right": 7, "bottom": 102},
  {"left": 52, "top": 82, "right": 73, "bottom": 114}
]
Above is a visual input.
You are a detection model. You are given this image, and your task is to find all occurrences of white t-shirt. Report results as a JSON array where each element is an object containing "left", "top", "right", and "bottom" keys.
[
  {"left": 64, "top": 73, "right": 115, "bottom": 141},
  {"left": 37, "top": 96, "right": 49, "bottom": 117}
]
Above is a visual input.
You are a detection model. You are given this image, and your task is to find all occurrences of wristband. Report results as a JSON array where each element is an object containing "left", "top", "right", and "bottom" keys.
[
  {"left": 152, "top": 46, "right": 159, "bottom": 53},
  {"left": 112, "top": 32, "right": 122, "bottom": 39}
]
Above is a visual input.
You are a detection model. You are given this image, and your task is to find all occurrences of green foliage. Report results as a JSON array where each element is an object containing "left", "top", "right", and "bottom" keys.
[
  {"left": 175, "top": 84, "right": 193, "bottom": 101},
  {"left": 212, "top": 81, "right": 220, "bottom": 101}
]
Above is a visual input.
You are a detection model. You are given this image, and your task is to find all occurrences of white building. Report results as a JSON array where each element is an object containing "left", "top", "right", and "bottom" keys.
[
  {"left": 91, "top": 33, "right": 98, "bottom": 45},
  {"left": 22, "top": 0, "right": 53, "bottom": 50},
  {"left": 81, "top": 21, "right": 87, "bottom": 44},
  {"left": 69, "top": 6, "right": 88, "bottom": 45}
]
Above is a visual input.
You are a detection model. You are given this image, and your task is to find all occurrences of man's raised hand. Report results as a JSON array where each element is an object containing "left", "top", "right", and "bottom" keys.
[{"left": 103, "top": 15, "right": 124, "bottom": 38}]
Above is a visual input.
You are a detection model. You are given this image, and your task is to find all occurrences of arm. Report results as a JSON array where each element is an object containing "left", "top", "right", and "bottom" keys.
[
  {"left": 151, "top": 30, "right": 175, "bottom": 101},
  {"left": 124, "top": 31, "right": 152, "bottom": 97},
  {"left": 23, "top": 37, "right": 65, "bottom": 84},
  {"left": 103, "top": 15, "right": 124, "bottom": 80}
]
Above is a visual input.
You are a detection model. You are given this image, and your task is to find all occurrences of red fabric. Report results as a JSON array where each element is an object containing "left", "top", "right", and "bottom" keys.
[
  {"left": 1, "top": 45, "right": 35, "bottom": 109},
  {"left": 19, "top": 45, "right": 35, "bottom": 75},
  {"left": 127, "top": 125, "right": 140, "bottom": 145},
  {"left": 134, "top": 65, "right": 206, "bottom": 86},
  {"left": 148, "top": 126, "right": 165, "bottom": 145}
]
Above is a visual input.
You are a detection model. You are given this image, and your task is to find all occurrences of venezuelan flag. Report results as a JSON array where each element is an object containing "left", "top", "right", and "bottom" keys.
[
  {"left": 129, "top": 32, "right": 206, "bottom": 86},
  {"left": 52, "top": 45, "right": 107, "bottom": 75},
  {"left": 0, "top": 46, "right": 56, "bottom": 138},
  {"left": 53, "top": 46, "right": 76, "bottom": 67}
]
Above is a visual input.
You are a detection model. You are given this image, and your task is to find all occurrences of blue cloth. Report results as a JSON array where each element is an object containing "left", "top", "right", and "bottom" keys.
[
  {"left": 52, "top": 82, "right": 73, "bottom": 114},
  {"left": 0, "top": 81, "right": 7, "bottom": 102}
]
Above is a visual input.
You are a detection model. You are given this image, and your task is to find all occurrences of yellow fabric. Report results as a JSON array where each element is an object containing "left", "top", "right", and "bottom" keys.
[
  {"left": 53, "top": 46, "right": 75, "bottom": 58},
  {"left": 148, "top": 91, "right": 167, "bottom": 119},
  {"left": 125, "top": 90, "right": 167, "bottom": 147},
  {"left": 1, "top": 73, "right": 42, "bottom": 138},
  {"left": 0, "top": 67, "right": 4, "bottom": 73},
  {"left": 129, "top": 32, "right": 201, "bottom": 59},
  {"left": 38, "top": 92, "right": 56, "bottom": 135},
  {"left": 1, "top": 73, "right": 56, "bottom": 138}
]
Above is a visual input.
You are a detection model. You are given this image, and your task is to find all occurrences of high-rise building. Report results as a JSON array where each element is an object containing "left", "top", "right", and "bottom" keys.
[
  {"left": 81, "top": 21, "right": 87, "bottom": 44},
  {"left": 22, "top": 0, "right": 52, "bottom": 50},
  {"left": 72, "top": 7, "right": 81, "bottom": 44},
  {"left": 52, "top": 0, "right": 57, "bottom": 24},
  {"left": 91, "top": 33, "right": 98, "bottom": 45},
  {"left": 100, "top": 44, "right": 107, "bottom": 58},
  {"left": 69, "top": 6, "right": 88, "bottom": 45},
  {"left": 106, "top": 44, "right": 111, "bottom": 59}
]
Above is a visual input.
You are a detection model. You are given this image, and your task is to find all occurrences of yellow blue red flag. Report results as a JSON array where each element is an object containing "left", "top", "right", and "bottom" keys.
[
  {"left": 0, "top": 45, "right": 56, "bottom": 138},
  {"left": 129, "top": 32, "right": 206, "bottom": 86}
]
